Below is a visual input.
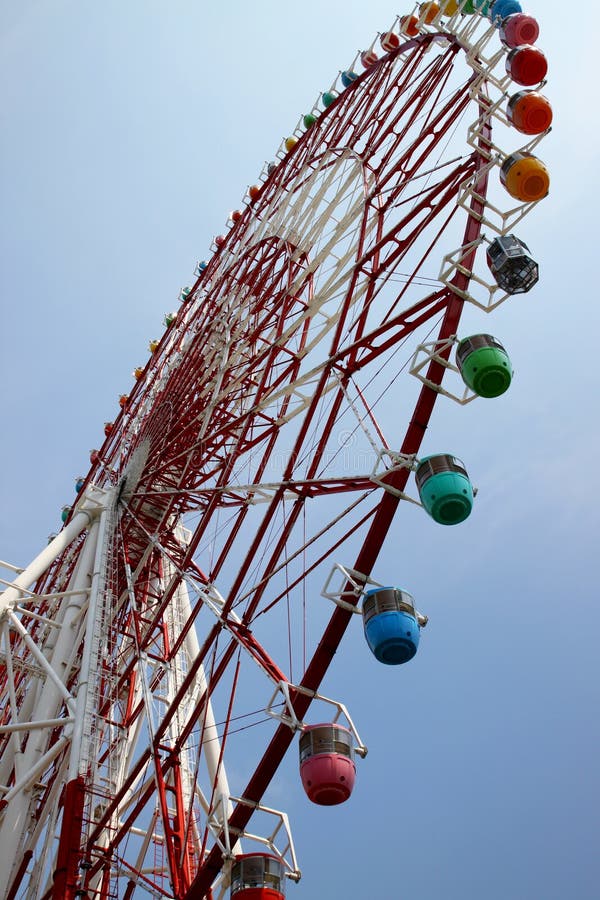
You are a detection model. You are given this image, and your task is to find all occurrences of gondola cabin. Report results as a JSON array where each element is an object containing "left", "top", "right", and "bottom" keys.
[
  {"left": 361, "top": 50, "right": 378, "bottom": 68},
  {"left": 439, "top": 0, "right": 459, "bottom": 14},
  {"left": 415, "top": 454, "right": 474, "bottom": 525},
  {"left": 419, "top": 3, "right": 440, "bottom": 25},
  {"left": 507, "top": 90, "right": 553, "bottom": 136},
  {"left": 400, "top": 15, "right": 419, "bottom": 36},
  {"left": 500, "top": 13, "right": 539, "bottom": 48},
  {"left": 230, "top": 854, "right": 285, "bottom": 900},
  {"left": 380, "top": 31, "right": 400, "bottom": 51},
  {"left": 363, "top": 586, "right": 420, "bottom": 664},
  {"left": 500, "top": 151, "right": 549, "bottom": 202},
  {"left": 486, "top": 234, "right": 538, "bottom": 293},
  {"left": 341, "top": 70, "right": 358, "bottom": 87},
  {"left": 505, "top": 45, "right": 548, "bottom": 87},
  {"left": 489, "top": 0, "right": 522, "bottom": 24},
  {"left": 456, "top": 334, "right": 513, "bottom": 398},
  {"left": 461, "top": 1, "right": 490, "bottom": 14},
  {"left": 299, "top": 724, "right": 356, "bottom": 805}
]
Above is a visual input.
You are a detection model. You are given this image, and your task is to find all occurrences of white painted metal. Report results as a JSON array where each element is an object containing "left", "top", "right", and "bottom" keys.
[
  {"left": 0, "top": 487, "right": 120, "bottom": 894},
  {"left": 67, "top": 494, "right": 115, "bottom": 781},
  {"left": 173, "top": 576, "right": 235, "bottom": 849},
  {"left": 0, "top": 495, "right": 105, "bottom": 891},
  {"left": 0, "top": 504, "right": 98, "bottom": 618},
  {"left": 410, "top": 336, "right": 479, "bottom": 403},
  {"left": 265, "top": 679, "right": 368, "bottom": 759}
]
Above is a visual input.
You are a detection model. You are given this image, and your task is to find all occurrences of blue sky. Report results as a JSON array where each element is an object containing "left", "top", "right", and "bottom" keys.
[{"left": 1, "top": 1, "right": 599, "bottom": 898}]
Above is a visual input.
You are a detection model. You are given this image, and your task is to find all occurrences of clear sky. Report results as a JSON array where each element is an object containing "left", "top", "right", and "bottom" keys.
[{"left": 1, "top": 1, "right": 599, "bottom": 898}]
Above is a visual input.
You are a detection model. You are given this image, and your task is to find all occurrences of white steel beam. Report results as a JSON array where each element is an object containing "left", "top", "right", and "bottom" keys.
[
  {"left": 0, "top": 492, "right": 108, "bottom": 891},
  {"left": 0, "top": 500, "right": 100, "bottom": 619}
]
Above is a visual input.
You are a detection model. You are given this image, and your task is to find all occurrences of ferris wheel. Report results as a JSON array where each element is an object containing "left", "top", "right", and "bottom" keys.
[{"left": 0, "top": 2, "right": 552, "bottom": 898}]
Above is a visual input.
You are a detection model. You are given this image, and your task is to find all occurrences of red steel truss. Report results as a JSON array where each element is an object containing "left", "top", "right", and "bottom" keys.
[{"left": 2, "top": 29, "right": 497, "bottom": 900}]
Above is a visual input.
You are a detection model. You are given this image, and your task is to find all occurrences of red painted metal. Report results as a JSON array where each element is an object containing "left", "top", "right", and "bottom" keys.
[
  {"left": 3, "top": 27, "right": 498, "bottom": 899},
  {"left": 184, "top": 36, "right": 492, "bottom": 898},
  {"left": 6, "top": 851, "right": 33, "bottom": 900},
  {"left": 52, "top": 777, "right": 86, "bottom": 899}
]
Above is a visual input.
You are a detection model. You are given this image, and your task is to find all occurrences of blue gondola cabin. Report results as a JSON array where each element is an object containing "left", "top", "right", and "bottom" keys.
[{"left": 363, "top": 586, "right": 422, "bottom": 665}]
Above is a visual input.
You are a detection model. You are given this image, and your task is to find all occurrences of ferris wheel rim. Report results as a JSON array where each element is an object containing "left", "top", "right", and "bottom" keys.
[
  {"left": 12, "top": 40, "right": 488, "bottom": 900},
  {"left": 1, "top": 6, "right": 554, "bottom": 897}
]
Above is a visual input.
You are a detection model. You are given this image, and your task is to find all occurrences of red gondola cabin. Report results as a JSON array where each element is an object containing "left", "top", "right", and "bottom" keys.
[{"left": 230, "top": 854, "right": 285, "bottom": 900}]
